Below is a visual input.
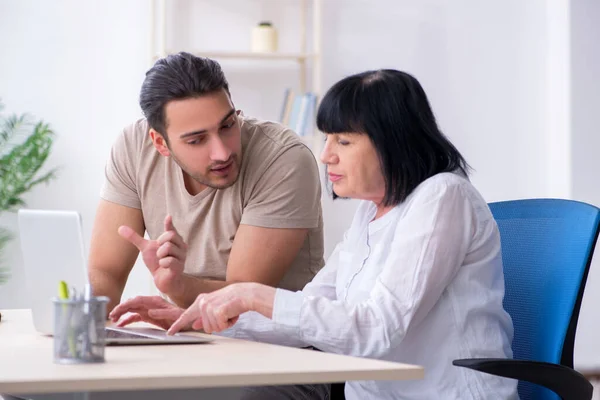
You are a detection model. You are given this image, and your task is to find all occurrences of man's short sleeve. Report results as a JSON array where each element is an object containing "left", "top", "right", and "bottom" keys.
[
  {"left": 241, "top": 145, "right": 321, "bottom": 229},
  {"left": 99, "top": 126, "right": 142, "bottom": 209}
]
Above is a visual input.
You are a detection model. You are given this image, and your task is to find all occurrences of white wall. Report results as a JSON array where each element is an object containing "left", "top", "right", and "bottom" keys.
[
  {"left": 0, "top": 0, "right": 154, "bottom": 307},
  {"left": 319, "top": 0, "right": 554, "bottom": 254},
  {"left": 569, "top": 0, "right": 600, "bottom": 370},
  {"left": 1, "top": 0, "right": 599, "bottom": 368}
]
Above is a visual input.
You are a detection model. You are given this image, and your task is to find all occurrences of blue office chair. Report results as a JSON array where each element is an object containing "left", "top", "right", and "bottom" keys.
[{"left": 453, "top": 199, "right": 600, "bottom": 400}]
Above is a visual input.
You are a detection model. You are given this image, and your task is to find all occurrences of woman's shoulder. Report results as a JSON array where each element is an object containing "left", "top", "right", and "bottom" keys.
[
  {"left": 406, "top": 172, "right": 471, "bottom": 203},
  {"left": 423, "top": 172, "right": 494, "bottom": 224},
  {"left": 419, "top": 171, "right": 470, "bottom": 190},
  {"left": 406, "top": 172, "right": 493, "bottom": 221}
]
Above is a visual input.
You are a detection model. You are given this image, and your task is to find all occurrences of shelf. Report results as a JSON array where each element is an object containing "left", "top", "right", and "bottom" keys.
[
  {"left": 154, "top": 51, "right": 317, "bottom": 62},
  {"left": 151, "top": 0, "right": 322, "bottom": 93}
]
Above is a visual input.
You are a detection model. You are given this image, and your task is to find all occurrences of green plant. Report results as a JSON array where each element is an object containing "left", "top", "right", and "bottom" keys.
[{"left": 0, "top": 102, "right": 57, "bottom": 284}]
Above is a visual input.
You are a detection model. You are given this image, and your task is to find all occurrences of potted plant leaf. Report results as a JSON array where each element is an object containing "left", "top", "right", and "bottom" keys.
[{"left": 0, "top": 101, "right": 57, "bottom": 321}]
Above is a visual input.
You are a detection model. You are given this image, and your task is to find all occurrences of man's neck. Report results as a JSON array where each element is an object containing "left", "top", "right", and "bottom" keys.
[{"left": 182, "top": 171, "right": 207, "bottom": 196}]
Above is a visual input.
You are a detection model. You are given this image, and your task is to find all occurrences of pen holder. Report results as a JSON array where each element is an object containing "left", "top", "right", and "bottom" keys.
[{"left": 52, "top": 296, "right": 109, "bottom": 364}]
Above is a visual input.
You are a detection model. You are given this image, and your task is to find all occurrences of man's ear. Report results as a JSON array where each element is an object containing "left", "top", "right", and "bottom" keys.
[{"left": 149, "top": 128, "right": 171, "bottom": 157}]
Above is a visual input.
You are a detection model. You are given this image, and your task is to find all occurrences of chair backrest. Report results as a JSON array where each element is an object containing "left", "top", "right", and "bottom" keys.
[{"left": 490, "top": 199, "right": 600, "bottom": 400}]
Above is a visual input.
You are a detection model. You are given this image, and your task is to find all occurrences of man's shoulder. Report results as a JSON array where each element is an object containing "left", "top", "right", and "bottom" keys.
[
  {"left": 241, "top": 118, "right": 316, "bottom": 176},
  {"left": 241, "top": 117, "right": 305, "bottom": 150},
  {"left": 121, "top": 118, "right": 150, "bottom": 142},
  {"left": 241, "top": 117, "right": 316, "bottom": 166},
  {"left": 113, "top": 118, "right": 154, "bottom": 155},
  {"left": 108, "top": 118, "right": 161, "bottom": 180}
]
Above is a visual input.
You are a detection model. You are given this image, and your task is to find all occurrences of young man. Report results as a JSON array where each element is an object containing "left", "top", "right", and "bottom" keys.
[{"left": 89, "top": 52, "right": 324, "bottom": 313}]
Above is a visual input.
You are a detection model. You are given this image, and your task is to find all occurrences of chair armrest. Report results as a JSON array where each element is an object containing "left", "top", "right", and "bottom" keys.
[{"left": 453, "top": 358, "right": 593, "bottom": 400}]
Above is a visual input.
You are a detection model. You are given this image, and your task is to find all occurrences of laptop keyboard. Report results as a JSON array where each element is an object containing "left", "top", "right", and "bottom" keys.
[{"left": 105, "top": 328, "right": 155, "bottom": 340}]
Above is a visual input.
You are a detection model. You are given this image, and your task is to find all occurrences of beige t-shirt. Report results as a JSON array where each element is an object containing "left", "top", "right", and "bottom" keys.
[{"left": 100, "top": 116, "right": 324, "bottom": 291}]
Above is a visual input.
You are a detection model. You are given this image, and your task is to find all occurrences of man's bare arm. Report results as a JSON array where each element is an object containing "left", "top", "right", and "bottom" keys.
[
  {"left": 88, "top": 199, "right": 145, "bottom": 313},
  {"left": 166, "top": 225, "right": 308, "bottom": 308}
]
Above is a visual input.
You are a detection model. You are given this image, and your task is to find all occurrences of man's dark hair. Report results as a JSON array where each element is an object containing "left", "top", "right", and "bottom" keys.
[
  {"left": 317, "top": 69, "right": 470, "bottom": 206},
  {"left": 139, "top": 52, "right": 230, "bottom": 140}
]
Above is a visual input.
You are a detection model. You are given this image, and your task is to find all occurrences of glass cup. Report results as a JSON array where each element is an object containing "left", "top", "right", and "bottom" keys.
[{"left": 52, "top": 296, "right": 109, "bottom": 364}]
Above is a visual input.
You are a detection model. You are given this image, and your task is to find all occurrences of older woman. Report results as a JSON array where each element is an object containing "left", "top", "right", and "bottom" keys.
[{"left": 110, "top": 70, "right": 518, "bottom": 399}]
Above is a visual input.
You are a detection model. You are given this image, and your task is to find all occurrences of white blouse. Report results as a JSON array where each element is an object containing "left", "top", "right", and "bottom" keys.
[{"left": 223, "top": 172, "right": 519, "bottom": 399}]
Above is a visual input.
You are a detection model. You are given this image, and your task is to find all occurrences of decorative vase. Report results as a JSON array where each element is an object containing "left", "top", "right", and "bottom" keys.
[{"left": 251, "top": 21, "right": 278, "bottom": 53}]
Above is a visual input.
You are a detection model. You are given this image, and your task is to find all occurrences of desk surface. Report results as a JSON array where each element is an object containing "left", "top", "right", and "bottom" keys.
[{"left": 0, "top": 309, "right": 423, "bottom": 394}]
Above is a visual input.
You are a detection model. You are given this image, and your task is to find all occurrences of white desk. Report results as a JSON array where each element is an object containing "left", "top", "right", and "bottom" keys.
[{"left": 0, "top": 309, "right": 423, "bottom": 398}]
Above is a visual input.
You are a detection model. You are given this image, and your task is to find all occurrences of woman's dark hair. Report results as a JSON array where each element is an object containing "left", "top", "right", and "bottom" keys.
[
  {"left": 139, "top": 52, "right": 230, "bottom": 139},
  {"left": 316, "top": 69, "right": 470, "bottom": 206}
]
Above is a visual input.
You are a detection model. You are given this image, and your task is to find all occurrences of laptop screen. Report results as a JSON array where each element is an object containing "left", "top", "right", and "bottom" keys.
[{"left": 18, "top": 209, "right": 88, "bottom": 336}]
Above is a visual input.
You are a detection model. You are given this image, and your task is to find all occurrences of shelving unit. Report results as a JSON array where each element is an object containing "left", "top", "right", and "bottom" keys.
[{"left": 149, "top": 0, "right": 323, "bottom": 153}]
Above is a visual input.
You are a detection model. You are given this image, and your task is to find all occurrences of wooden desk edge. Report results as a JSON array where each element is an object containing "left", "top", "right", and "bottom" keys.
[{"left": 1, "top": 368, "right": 425, "bottom": 395}]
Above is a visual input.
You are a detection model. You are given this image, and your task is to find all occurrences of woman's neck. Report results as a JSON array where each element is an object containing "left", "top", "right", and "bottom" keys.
[{"left": 373, "top": 203, "right": 394, "bottom": 221}]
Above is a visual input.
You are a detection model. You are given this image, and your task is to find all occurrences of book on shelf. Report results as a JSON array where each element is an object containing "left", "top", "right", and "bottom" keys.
[
  {"left": 281, "top": 90, "right": 318, "bottom": 138},
  {"left": 279, "top": 88, "right": 295, "bottom": 125}
]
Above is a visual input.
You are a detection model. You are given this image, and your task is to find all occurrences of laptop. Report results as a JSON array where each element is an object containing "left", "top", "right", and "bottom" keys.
[{"left": 18, "top": 209, "right": 211, "bottom": 345}]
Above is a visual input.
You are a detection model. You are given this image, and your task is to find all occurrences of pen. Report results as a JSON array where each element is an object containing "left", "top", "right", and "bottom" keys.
[
  {"left": 57, "top": 280, "right": 76, "bottom": 358},
  {"left": 82, "top": 283, "right": 94, "bottom": 358},
  {"left": 58, "top": 280, "right": 69, "bottom": 300}
]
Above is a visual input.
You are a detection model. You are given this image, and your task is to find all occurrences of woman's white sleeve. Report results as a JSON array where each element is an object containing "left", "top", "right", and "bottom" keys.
[
  {"left": 271, "top": 183, "right": 475, "bottom": 358},
  {"left": 217, "top": 240, "right": 344, "bottom": 345}
]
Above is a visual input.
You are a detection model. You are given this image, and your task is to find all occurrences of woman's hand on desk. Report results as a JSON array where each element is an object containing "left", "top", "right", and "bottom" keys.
[
  {"left": 168, "top": 283, "right": 276, "bottom": 335},
  {"left": 108, "top": 296, "right": 184, "bottom": 330}
]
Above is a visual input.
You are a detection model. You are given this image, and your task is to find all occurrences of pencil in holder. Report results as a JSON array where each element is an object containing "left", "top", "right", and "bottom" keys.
[{"left": 52, "top": 296, "right": 109, "bottom": 364}]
